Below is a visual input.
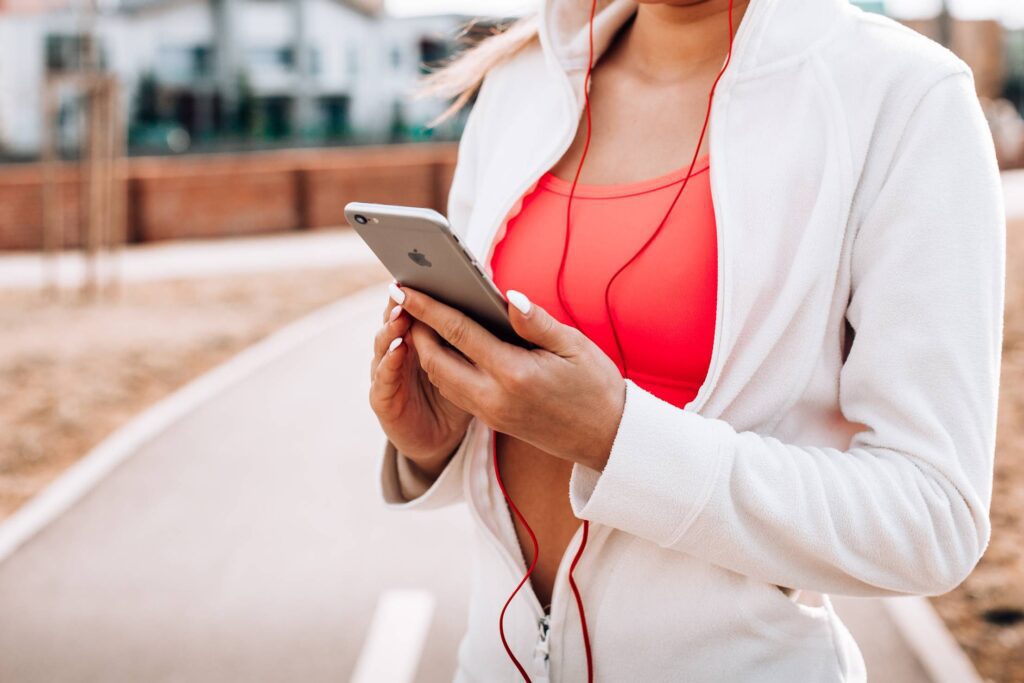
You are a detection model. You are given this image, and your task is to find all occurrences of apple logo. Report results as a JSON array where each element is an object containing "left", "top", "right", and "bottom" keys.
[{"left": 408, "top": 249, "right": 432, "bottom": 267}]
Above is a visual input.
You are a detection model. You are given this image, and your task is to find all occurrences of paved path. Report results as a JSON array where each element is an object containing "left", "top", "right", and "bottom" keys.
[
  {"left": 0, "top": 282, "right": 937, "bottom": 681},
  {"left": 0, "top": 228, "right": 373, "bottom": 290}
]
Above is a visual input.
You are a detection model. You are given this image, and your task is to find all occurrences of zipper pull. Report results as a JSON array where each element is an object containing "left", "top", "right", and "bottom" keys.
[{"left": 533, "top": 611, "right": 552, "bottom": 678}]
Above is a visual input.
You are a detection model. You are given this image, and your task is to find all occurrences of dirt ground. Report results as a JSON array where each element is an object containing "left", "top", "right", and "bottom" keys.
[
  {"left": 0, "top": 263, "right": 390, "bottom": 521},
  {"left": 930, "top": 217, "right": 1024, "bottom": 683}
]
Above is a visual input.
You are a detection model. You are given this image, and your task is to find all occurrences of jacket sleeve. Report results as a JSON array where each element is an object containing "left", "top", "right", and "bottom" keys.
[
  {"left": 567, "top": 68, "right": 1005, "bottom": 597},
  {"left": 377, "top": 72, "right": 492, "bottom": 510},
  {"left": 378, "top": 418, "right": 478, "bottom": 509}
]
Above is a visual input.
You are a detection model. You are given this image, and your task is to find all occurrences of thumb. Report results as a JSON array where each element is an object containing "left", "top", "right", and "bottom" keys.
[{"left": 506, "top": 289, "right": 578, "bottom": 356}]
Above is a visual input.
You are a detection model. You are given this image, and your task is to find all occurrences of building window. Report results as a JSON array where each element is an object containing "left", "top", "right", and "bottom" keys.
[
  {"left": 46, "top": 34, "right": 106, "bottom": 72},
  {"left": 193, "top": 46, "right": 214, "bottom": 78},
  {"left": 248, "top": 47, "right": 295, "bottom": 71},
  {"left": 156, "top": 45, "right": 214, "bottom": 83},
  {"left": 419, "top": 36, "right": 449, "bottom": 74},
  {"left": 320, "top": 95, "right": 351, "bottom": 138}
]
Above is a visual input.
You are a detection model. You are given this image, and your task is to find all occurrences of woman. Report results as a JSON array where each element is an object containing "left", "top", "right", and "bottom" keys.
[{"left": 368, "top": 0, "right": 1005, "bottom": 680}]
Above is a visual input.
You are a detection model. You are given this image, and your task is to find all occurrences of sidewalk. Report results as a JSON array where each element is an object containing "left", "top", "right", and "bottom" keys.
[
  {"left": 0, "top": 228, "right": 373, "bottom": 290},
  {"left": 0, "top": 282, "right": 947, "bottom": 682}
]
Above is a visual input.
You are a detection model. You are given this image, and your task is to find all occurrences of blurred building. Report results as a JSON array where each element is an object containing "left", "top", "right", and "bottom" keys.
[
  {"left": 897, "top": 12, "right": 1024, "bottom": 167},
  {"left": 851, "top": 0, "right": 885, "bottom": 13},
  {"left": 899, "top": 16, "right": 1005, "bottom": 98},
  {"left": 0, "top": 0, "right": 476, "bottom": 158}
]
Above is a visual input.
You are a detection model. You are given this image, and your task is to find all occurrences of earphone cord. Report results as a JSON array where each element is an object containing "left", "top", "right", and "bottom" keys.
[
  {"left": 495, "top": 1, "right": 737, "bottom": 680},
  {"left": 493, "top": 430, "right": 540, "bottom": 681},
  {"left": 560, "top": 0, "right": 737, "bottom": 381}
]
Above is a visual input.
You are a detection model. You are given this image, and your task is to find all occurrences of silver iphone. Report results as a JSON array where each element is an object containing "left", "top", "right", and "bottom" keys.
[{"left": 345, "top": 201, "right": 536, "bottom": 350}]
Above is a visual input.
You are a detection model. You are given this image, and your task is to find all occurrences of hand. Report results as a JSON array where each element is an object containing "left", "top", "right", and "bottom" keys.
[
  {"left": 393, "top": 282, "right": 627, "bottom": 471},
  {"left": 369, "top": 282, "right": 474, "bottom": 478}
]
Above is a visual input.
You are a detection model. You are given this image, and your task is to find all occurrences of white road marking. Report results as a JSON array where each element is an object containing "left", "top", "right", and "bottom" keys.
[
  {"left": 350, "top": 589, "right": 437, "bottom": 683},
  {"left": 882, "top": 596, "right": 984, "bottom": 683}
]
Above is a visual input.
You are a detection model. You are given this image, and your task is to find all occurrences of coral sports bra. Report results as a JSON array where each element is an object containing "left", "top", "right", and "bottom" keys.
[{"left": 491, "top": 152, "right": 718, "bottom": 410}]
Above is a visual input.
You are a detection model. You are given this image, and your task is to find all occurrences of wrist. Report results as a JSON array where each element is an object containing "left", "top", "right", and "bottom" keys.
[
  {"left": 581, "top": 377, "right": 626, "bottom": 472},
  {"left": 407, "top": 436, "right": 462, "bottom": 479}
]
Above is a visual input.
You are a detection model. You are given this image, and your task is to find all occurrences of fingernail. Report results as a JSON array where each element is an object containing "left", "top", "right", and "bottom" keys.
[
  {"left": 388, "top": 304, "right": 402, "bottom": 322},
  {"left": 507, "top": 289, "right": 531, "bottom": 315},
  {"left": 389, "top": 281, "right": 406, "bottom": 305},
  {"left": 388, "top": 336, "right": 403, "bottom": 353}
]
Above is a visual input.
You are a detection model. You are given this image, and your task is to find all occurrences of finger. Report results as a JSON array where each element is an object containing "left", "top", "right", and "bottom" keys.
[
  {"left": 374, "top": 310, "right": 413, "bottom": 363},
  {"left": 370, "top": 330, "right": 409, "bottom": 405},
  {"left": 408, "top": 319, "right": 487, "bottom": 408},
  {"left": 506, "top": 289, "right": 579, "bottom": 357},
  {"left": 392, "top": 282, "right": 516, "bottom": 373},
  {"left": 383, "top": 281, "right": 405, "bottom": 324},
  {"left": 372, "top": 315, "right": 413, "bottom": 383}
]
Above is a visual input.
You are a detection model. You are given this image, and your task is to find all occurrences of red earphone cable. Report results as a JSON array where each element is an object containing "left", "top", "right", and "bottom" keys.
[
  {"left": 601, "top": 0, "right": 736, "bottom": 379},
  {"left": 493, "top": 430, "right": 540, "bottom": 681},
  {"left": 549, "top": 2, "right": 600, "bottom": 679},
  {"left": 566, "top": 519, "right": 593, "bottom": 683},
  {"left": 560, "top": 0, "right": 736, "bottom": 379},
  {"left": 492, "top": 425, "right": 592, "bottom": 683},
  {"left": 495, "top": 1, "right": 736, "bottom": 680}
]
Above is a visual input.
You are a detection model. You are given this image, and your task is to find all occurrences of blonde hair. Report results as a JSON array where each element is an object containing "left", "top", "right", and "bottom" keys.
[{"left": 413, "top": 13, "right": 541, "bottom": 128}]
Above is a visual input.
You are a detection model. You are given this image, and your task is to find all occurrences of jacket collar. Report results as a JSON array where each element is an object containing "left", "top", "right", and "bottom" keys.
[{"left": 538, "top": 0, "right": 850, "bottom": 81}]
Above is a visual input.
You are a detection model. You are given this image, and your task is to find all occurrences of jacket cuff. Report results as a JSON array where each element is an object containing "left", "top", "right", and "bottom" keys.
[
  {"left": 394, "top": 449, "right": 441, "bottom": 500},
  {"left": 568, "top": 378, "right": 726, "bottom": 546},
  {"left": 378, "top": 419, "right": 475, "bottom": 509}
]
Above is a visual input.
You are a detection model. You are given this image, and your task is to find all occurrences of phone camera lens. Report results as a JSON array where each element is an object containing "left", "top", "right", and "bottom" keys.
[{"left": 354, "top": 214, "right": 368, "bottom": 225}]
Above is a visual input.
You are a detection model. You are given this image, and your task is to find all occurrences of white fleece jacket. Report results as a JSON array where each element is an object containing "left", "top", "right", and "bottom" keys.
[{"left": 377, "top": 0, "right": 1006, "bottom": 680}]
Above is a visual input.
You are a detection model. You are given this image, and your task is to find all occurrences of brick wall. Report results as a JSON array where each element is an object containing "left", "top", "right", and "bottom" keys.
[
  {"left": 0, "top": 142, "right": 458, "bottom": 251},
  {"left": 951, "top": 20, "right": 1006, "bottom": 100},
  {"left": 900, "top": 18, "right": 1006, "bottom": 99},
  {"left": 0, "top": 165, "right": 85, "bottom": 251}
]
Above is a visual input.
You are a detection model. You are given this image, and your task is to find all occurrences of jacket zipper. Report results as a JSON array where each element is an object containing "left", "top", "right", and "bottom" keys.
[
  {"left": 485, "top": 64, "right": 586, "bottom": 681},
  {"left": 466, "top": 2, "right": 762, "bottom": 677},
  {"left": 542, "top": 521, "right": 590, "bottom": 681},
  {"left": 465, "top": 427, "right": 547, "bottom": 676},
  {"left": 533, "top": 610, "right": 552, "bottom": 679},
  {"left": 472, "top": 68, "right": 722, "bottom": 681}
]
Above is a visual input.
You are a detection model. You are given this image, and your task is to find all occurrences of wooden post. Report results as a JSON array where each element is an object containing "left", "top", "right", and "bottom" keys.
[
  {"left": 108, "top": 78, "right": 127, "bottom": 298},
  {"left": 83, "top": 75, "right": 103, "bottom": 301},
  {"left": 40, "top": 76, "right": 63, "bottom": 298}
]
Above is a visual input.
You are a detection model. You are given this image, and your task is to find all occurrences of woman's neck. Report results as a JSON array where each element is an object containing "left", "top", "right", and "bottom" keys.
[{"left": 610, "top": 0, "right": 752, "bottom": 82}]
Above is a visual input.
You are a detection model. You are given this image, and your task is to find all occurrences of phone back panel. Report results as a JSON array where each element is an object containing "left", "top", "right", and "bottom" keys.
[{"left": 345, "top": 202, "right": 530, "bottom": 348}]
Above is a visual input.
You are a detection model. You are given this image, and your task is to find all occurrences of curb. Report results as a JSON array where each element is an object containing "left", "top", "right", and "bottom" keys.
[
  {"left": 0, "top": 281, "right": 390, "bottom": 565},
  {"left": 882, "top": 596, "right": 984, "bottom": 683},
  {"left": 0, "top": 229, "right": 374, "bottom": 290}
]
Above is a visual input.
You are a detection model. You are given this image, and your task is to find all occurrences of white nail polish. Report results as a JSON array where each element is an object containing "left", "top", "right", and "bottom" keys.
[
  {"left": 388, "top": 336, "right": 403, "bottom": 353},
  {"left": 389, "top": 304, "right": 401, "bottom": 322},
  {"left": 389, "top": 281, "right": 406, "bottom": 305},
  {"left": 507, "top": 289, "right": 531, "bottom": 315}
]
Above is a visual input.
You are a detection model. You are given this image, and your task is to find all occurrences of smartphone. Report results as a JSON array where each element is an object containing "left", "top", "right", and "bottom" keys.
[{"left": 345, "top": 201, "right": 536, "bottom": 350}]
